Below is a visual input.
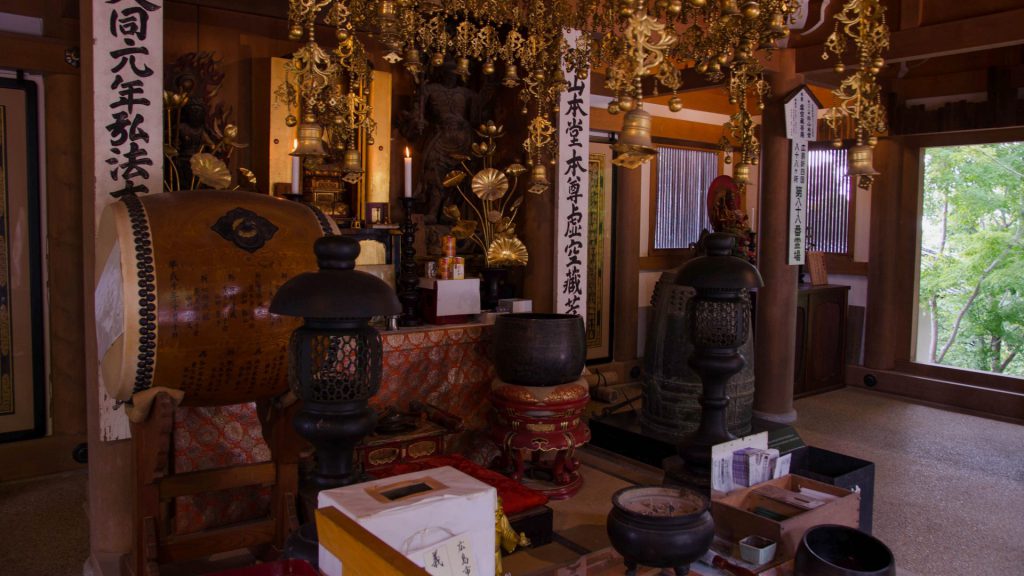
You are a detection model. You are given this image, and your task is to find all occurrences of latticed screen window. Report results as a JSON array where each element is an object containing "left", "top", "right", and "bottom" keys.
[
  {"left": 653, "top": 146, "right": 719, "bottom": 250},
  {"left": 807, "top": 145, "right": 851, "bottom": 254}
]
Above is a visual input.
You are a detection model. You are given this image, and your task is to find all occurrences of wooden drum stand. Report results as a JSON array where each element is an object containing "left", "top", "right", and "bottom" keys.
[{"left": 124, "top": 393, "right": 302, "bottom": 576}]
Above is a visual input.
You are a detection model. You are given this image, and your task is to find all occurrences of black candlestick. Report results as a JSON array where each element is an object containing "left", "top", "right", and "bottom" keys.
[{"left": 398, "top": 197, "right": 422, "bottom": 327}]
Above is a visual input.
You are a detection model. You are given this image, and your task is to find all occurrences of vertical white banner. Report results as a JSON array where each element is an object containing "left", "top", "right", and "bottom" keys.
[
  {"left": 555, "top": 29, "right": 591, "bottom": 317},
  {"left": 93, "top": 0, "right": 164, "bottom": 224},
  {"left": 92, "top": 0, "right": 164, "bottom": 441},
  {"left": 783, "top": 88, "right": 818, "bottom": 265},
  {"left": 788, "top": 140, "right": 808, "bottom": 264}
]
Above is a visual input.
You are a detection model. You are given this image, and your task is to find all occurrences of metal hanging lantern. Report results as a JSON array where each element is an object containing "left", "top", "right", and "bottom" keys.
[
  {"left": 668, "top": 232, "right": 763, "bottom": 493},
  {"left": 612, "top": 108, "right": 657, "bottom": 169},
  {"left": 291, "top": 114, "right": 328, "bottom": 158}
]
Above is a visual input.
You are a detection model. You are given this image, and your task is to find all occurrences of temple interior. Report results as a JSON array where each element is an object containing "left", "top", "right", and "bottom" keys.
[{"left": 0, "top": 1, "right": 1022, "bottom": 576}]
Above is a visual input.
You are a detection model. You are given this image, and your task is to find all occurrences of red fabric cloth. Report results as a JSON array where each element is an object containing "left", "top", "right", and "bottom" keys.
[{"left": 373, "top": 454, "right": 548, "bottom": 515}]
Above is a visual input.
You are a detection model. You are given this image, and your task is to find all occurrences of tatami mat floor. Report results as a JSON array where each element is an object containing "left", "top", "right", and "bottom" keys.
[{"left": 1, "top": 387, "right": 1021, "bottom": 575}]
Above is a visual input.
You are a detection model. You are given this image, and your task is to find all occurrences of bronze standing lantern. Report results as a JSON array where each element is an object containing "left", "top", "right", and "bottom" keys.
[
  {"left": 672, "top": 233, "right": 763, "bottom": 493},
  {"left": 271, "top": 235, "right": 400, "bottom": 563}
]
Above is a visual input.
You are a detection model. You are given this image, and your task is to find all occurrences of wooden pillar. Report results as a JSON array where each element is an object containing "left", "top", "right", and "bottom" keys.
[
  {"left": 613, "top": 165, "right": 642, "bottom": 361},
  {"left": 521, "top": 170, "right": 555, "bottom": 312},
  {"left": 753, "top": 50, "right": 801, "bottom": 422},
  {"left": 864, "top": 138, "right": 906, "bottom": 369},
  {"left": 46, "top": 73, "right": 86, "bottom": 439}
]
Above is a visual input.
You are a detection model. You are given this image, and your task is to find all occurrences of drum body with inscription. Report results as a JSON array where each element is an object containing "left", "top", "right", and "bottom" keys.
[{"left": 95, "top": 190, "right": 337, "bottom": 406}]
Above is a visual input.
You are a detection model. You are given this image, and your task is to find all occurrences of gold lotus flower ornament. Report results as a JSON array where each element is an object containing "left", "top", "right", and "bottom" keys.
[
  {"left": 190, "top": 153, "right": 232, "bottom": 189},
  {"left": 451, "top": 219, "right": 478, "bottom": 240},
  {"left": 487, "top": 236, "right": 528, "bottom": 267},
  {"left": 471, "top": 167, "right": 509, "bottom": 200},
  {"left": 443, "top": 170, "right": 466, "bottom": 188}
]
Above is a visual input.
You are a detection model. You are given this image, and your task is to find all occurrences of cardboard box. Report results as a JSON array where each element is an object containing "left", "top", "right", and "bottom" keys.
[
  {"left": 418, "top": 278, "right": 481, "bottom": 324},
  {"left": 711, "top": 474, "right": 860, "bottom": 560},
  {"left": 318, "top": 466, "right": 497, "bottom": 576}
]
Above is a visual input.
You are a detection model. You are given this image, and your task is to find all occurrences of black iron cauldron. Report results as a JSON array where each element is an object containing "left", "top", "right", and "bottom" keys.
[
  {"left": 606, "top": 486, "right": 715, "bottom": 576},
  {"left": 795, "top": 525, "right": 895, "bottom": 576},
  {"left": 492, "top": 313, "right": 585, "bottom": 385}
]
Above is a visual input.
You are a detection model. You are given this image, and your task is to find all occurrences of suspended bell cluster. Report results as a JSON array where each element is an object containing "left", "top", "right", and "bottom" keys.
[
  {"left": 591, "top": 0, "right": 796, "bottom": 171},
  {"left": 822, "top": 0, "right": 890, "bottom": 188},
  {"left": 280, "top": 0, "right": 800, "bottom": 184}
]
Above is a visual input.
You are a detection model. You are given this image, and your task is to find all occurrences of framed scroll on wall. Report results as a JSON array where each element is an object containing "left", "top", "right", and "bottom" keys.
[
  {"left": 586, "top": 141, "right": 615, "bottom": 363},
  {"left": 0, "top": 75, "right": 45, "bottom": 443}
]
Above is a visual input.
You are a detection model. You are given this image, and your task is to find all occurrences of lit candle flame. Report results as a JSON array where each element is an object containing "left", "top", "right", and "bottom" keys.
[
  {"left": 404, "top": 146, "right": 411, "bottom": 158},
  {"left": 292, "top": 138, "right": 298, "bottom": 153}
]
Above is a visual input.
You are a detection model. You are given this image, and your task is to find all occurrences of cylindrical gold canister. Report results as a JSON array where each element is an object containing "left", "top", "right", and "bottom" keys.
[
  {"left": 442, "top": 235, "right": 457, "bottom": 258},
  {"left": 438, "top": 257, "right": 453, "bottom": 280},
  {"left": 451, "top": 257, "right": 465, "bottom": 280}
]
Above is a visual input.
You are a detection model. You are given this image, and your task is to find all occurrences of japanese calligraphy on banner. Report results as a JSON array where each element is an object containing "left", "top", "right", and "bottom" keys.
[
  {"left": 92, "top": 0, "right": 163, "bottom": 442},
  {"left": 92, "top": 0, "right": 163, "bottom": 224},
  {"left": 555, "top": 29, "right": 590, "bottom": 317},
  {"left": 783, "top": 87, "right": 819, "bottom": 265}
]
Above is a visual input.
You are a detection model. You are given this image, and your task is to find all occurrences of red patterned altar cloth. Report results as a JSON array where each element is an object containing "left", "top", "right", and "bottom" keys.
[
  {"left": 171, "top": 322, "right": 495, "bottom": 534},
  {"left": 172, "top": 404, "right": 272, "bottom": 534},
  {"left": 375, "top": 323, "right": 495, "bottom": 431}
]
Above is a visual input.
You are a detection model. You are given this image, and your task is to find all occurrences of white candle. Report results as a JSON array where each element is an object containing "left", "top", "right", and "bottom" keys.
[
  {"left": 291, "top": 139, "right": 300, "bottom": 195},
  {"left": 404, "top": 147, "right": 413, "bottom": 198}
]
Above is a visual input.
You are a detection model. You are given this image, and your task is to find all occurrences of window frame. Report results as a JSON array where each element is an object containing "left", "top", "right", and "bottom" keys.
[
  {"left": 646, "top": 139, "right": 725, "bottom": 264},
  {"left": 879, "top": 127, "right": 1024, "bottom": 396}
]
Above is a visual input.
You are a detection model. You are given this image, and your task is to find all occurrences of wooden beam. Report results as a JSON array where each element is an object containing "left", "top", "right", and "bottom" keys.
[
  {"left": 158, "top": 462, "right": 276, "bottom": 499},
  {"left": 847, "top": 365, "right": 1024, "bottom": 423},
  {"left": 797, "top": 8, "right": 1024, "bottom": 72},
  {"left": 316, "top": 507, "right": 430, "bottom": 576},
  {"left": 160, "top": 519, "right": 276, "bottom": 563},
  {"left": 0, "top": 32, "right": 77, "bottom": 75},
  {"left": 899, "top": 0, "right": 924, "bottom": 30}
]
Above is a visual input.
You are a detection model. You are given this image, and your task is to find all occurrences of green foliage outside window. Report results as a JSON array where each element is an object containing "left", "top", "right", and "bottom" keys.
[{"left": 919, "top": 142, "right": 1024, "bottom": 377}]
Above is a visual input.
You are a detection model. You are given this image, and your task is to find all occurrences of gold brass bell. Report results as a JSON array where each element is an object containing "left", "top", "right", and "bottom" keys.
[
  {"left": 733, "top": 162, "right": 754, "bottom": 185},
  {"left": 612, "top": 108, "right": 657, "bottom": 169},
  {"left": 502, "top": 64, "right": 520, "bottom": 88},
  {"left": 341, "top": 147, "right": 363, "bottom": 184},
  {"left": 404, "top": 48, "right": 424, "bottom": 75},
  {"left": 455, "top": 57, "right": 471, "bottom": 80},
  {"left": 527, "top": 164, "right": 549, "bottom": 194},
  {"left": 290, "top": 114, "right": 327, "bottom": 158},
  {"left": 848, "top": 144, "right": 880, "bottom": 176}
]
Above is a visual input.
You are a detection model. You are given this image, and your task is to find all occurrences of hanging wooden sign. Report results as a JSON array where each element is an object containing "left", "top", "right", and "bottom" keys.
[
  {"left": 555, "top": 29, "right": 591, "bottom": 318},
  {"left": 783, "top": 86, "right": 820, "bottom": 265}
]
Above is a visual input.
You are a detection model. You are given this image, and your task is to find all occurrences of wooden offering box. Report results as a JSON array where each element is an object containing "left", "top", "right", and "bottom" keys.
[{"left": 711, "top": 474, "right": 860, "bottom": 560}]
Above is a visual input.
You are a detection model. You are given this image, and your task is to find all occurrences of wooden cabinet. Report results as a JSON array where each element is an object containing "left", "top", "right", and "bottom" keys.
[{"left": 794, "top": 284, "right": 850, "bottom": 397}]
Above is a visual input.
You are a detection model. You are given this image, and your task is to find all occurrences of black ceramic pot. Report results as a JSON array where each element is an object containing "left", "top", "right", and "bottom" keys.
[
  {"left": 492, "top": 313, "right": 585, "bottom": 385},
  {"left": 795, "top": 525, "right": 895, "bottom": 576},
  {"left": 606, "top": 486, "right": 715, "bottom": 576}
]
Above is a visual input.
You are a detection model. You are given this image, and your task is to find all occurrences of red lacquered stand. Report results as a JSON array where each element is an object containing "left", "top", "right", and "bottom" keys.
[{"left": 490, "top": 377, "right": 591, "bottom": 499}]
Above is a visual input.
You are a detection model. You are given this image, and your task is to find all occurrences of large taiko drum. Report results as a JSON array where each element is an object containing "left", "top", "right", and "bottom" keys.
[{"left": 95, "top": 190, "right": 337, "bottom": 406}]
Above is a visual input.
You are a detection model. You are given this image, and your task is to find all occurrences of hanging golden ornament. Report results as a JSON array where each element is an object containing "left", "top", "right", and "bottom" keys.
[
  {"left": 486, "top": 236, "right": 529, "bottom": 267},
  {"left": 471, "top": 167, "right": 509, "bottom": 200}
]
